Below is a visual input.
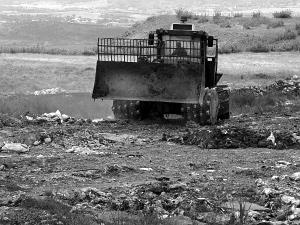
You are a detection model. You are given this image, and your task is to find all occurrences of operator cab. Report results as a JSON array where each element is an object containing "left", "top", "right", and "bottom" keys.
[
  {"left": 148, "top": 19, "right": 215, "bottom": 64},
  {"left": 148, "top": 17, "right": 219, "bottom": 87}
]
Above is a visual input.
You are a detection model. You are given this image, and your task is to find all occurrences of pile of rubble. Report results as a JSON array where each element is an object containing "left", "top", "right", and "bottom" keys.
[
  {"left": 267, "top": 75, "right": 300, "bottom": 96},
  {"left": 164, "top": 116, "right": 300, "bottom": 149},
  {"left": 232, "top": 75, "right": 300, "bottom": 98},
  {"left": 50, "top": 176, "right": 300, "bottom": 225}
]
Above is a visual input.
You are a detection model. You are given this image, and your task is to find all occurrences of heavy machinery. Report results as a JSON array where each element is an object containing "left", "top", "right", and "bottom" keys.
[{"left": 92, "top": 18, "right": 229, "bottom": 125}]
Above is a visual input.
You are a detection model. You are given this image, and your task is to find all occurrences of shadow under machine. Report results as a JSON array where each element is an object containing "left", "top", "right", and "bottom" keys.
[{"left": 92, "top": 18, "right": 229, "bottom": 124}]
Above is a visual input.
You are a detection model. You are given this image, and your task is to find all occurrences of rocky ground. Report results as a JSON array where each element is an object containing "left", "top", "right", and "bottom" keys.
[{"left": 0, "top": 107, "right": 300, "bottom": 225}]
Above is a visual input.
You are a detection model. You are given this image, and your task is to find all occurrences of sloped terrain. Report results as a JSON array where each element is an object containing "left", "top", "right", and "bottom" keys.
[{"left": 123, "top": 15, "right": 300, "bottom": 53}]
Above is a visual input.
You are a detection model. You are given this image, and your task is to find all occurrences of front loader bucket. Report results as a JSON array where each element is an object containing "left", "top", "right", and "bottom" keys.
[{"left": 92, "top": 61, "right": 203, "bottom": 104}]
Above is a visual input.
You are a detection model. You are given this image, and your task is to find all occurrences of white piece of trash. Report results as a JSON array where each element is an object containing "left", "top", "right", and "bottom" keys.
[
  {"left": 267, "top": 132, "right": 276, "bottom": 146},
  {"left": 139, "top": 168, "right": 153, "bottom": 171}
]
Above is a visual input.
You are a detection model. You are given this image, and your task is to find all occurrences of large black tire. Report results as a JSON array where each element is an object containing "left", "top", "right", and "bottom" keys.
[
  {"left": 181, "top": 88, "right": 220, "bottom": 125},
  {"left": 216, "top": 85, "right": 230, "bottom": 120},
  {"left": 112, "top": 86, "right": 229, "bottom": 123},
  {"left": 112, "top": 100, "right": 142, "bottom": 120}
]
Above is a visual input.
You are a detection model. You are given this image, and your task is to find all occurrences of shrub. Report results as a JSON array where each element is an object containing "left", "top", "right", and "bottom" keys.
[
  {"left": 213, "top": 11, "right": 229, "bottom": 24},
  {"left": 197, "top": 15, "right": 209, "bottom": 23},
  {"left": 233, "top": 12, "right": 243, "bottom": 18},
  {"left": 252, "top": 11, "right": 261, "bottom": 18},
  {"left": 270, "top": 39, "right": 300, "bottom": 51},
  {"left": 267, "top": 20, "right": 284, "bottom": 29},
  {"left": 276, "top": 29, "right": 297, "bottom": 41},
  {"left": 273, "top": 10, "right": 292, "bottom": 18},
  {"left": 241, "top": 17, "right": 270, "bottom": 29},
  {"left": 220, "top": 20, "right": 232, "bottom": 28},
  {"left": 175, "top": 8, "right": 194, "bottom": 20},
  {"left": 82, "top": 48, "right": 97, "bottom": 56},
  {"left": 219, "top": 43, "right": 242, "bottom": 54},
  {"left": 296, "top": 24, "right": 300, "bottom": 35},
  {"left": 213, "top": 10, "right": 222, "bottom": 23},
  {"left": 248, "top": 42, "right": 269, "bottom": 53}
]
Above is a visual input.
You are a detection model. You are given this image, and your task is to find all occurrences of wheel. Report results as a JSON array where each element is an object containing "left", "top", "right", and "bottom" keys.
[
  {"left": 216, "top": 85, "right": 230, "bottom": 120},
  {"left": 181, "top": 88, "right": 220, "bottom": 125},
  {"left": 112, "top": 100, "right": 141, "bottom": 120}
]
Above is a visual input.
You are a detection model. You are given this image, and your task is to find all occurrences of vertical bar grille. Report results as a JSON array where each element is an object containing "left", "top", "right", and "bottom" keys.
[{"left": 98, "top": 38, "right": 203, "bottom": 64}]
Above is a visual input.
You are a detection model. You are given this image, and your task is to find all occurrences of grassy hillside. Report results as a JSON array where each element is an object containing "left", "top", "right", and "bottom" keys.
[
  {"left": 0, "top": 16, "right": 127, "bottom": 54},
  {"left": 0, "top": 12, "right": 299, "bottom": 55},
  {"left": 123, "top": 14, "right": 300, "bottom": 53}
]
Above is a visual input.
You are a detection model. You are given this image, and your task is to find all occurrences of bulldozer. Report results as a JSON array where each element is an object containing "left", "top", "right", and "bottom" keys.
[{"left": 92, "top": 18, "right": 229, "bottom": 124}]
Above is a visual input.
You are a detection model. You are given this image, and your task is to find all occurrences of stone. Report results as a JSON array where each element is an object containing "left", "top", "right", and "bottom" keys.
[
  {"left": 289, "top": 207, "right": 300, "bottom": 220},
  {"left": 44, "top": 137, "right": 52, "bottom": 144},
  {"left": 33, "top": 140, "right": 41, "bottom": 146},
  {"left": 1, "top": 143, "right": 29, "bottom": 153},
  {"left": 290, "top": 172, "right": 300, "bottom": 181},
  {"left": 272, "top": 176, "right": 280, "bottom": 181},
  {"left": 281, "top": 195, "right": 300, "bottom": 206}
]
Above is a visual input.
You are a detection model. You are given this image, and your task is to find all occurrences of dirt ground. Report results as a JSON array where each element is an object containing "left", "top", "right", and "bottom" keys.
[{"left": 0, "top": 112, "right": 300, "bottom": 225}]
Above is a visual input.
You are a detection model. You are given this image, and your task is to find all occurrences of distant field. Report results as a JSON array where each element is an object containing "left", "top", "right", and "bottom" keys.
[
  {"left": 0, "top": 52, "right": 299, "bottom": 96},
  {"left": 0, "top": 18, "right": 127, "bottom": 52}
]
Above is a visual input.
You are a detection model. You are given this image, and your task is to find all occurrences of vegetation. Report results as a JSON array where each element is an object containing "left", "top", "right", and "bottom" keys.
[
  {"left": 1, "top": 10, "right": 300, "bottom": 56},
  {"left": 267, "top": 20, "right": 284, "bottom": 29},
  {"left": 233, "top": 12, "right": 243, "bottom": 18},
  {"left": 175, "top": 8, "right": 196, "bottom": 20},
  {"left": 241, "top": 16, "right": 271, "bottom": 29},
  {"left": 8, "top": 197, "right": 99, "bottom": 225},
  {"left": 252, "top": 11, "right": 261, "bottom": 18},
  {"left": 273, "top": 10, "right": 292, "bottom": 18},
  {"left": 276, "top": 29, "right": 297, "bottom": 41},
  {"left": 212, "top": 11, "right": 225, "bottom": 24},
  {"left": 0, "top": 45, "right": 97, "bottom": 55},
  {"left": 248, "top": 42, "right": 270, "bottom": 53},
  {"left": 197, "top": 14, "right": 209, "bottom": 23},
  {"left": 296, "top": 23, "right": 300, "bottom": 35}
]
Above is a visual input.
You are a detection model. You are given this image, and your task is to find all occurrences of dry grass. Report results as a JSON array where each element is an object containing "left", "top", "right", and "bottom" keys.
[
  {"left": 275, "top": 29, "right": 297, "bottom": 41},
  {"left": 267, "top": 20, "right": 284, "bottom": 29},
  {"left": 124, "top": 14, "right": 300, "bottom": 54},
  {"left": 8, "top": 197, "right": 99, "bottom": 225},
  {"left": 0, "top": 45, "right": 97, "bottom": 56}
]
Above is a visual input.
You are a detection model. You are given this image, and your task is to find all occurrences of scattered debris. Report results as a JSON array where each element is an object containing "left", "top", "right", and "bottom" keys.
[
  {"left": 221, "top": 201, "right": 269, "bottom": 212},
  {"left": 33, "top": 87, "right": 66, "bottom": 96},
  {"left": 66, "top": 146, "right": 104, "bottom": 155},
  {"left": 139, "top": 167, "right": 153, "bottom": 171},
  {"left": 164, "top": 125, "right": 300, "bottom": 149}
]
